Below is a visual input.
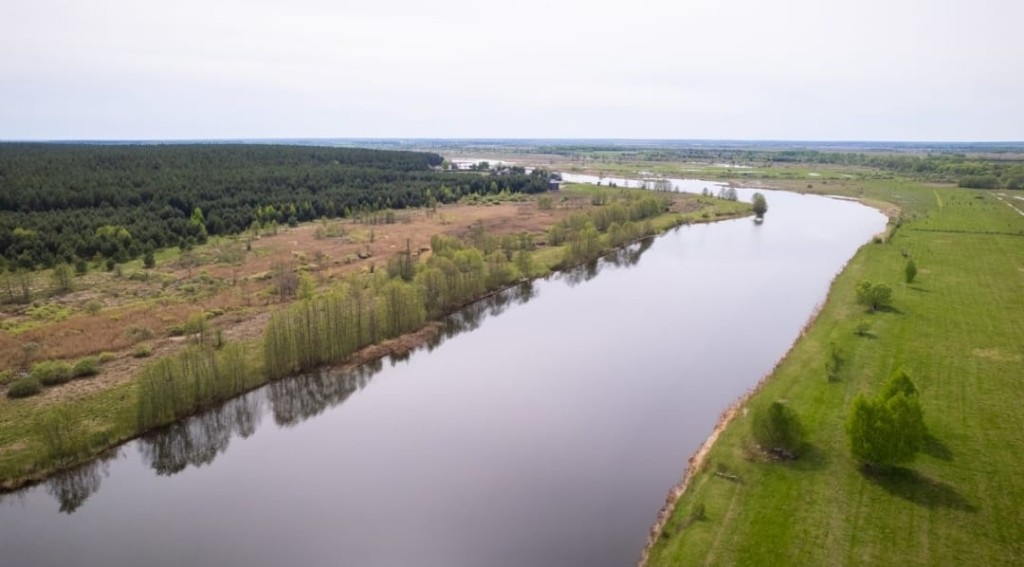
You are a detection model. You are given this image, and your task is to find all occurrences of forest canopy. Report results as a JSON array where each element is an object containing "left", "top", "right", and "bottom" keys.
[{"left": 0, "top": 144, "right": 553, "bottom": 268}]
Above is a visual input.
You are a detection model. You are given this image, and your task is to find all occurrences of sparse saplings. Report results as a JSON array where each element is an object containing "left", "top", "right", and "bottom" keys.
[
  {"left": 298, "top": 273, "right": 316, "bottom": 300},
  {"left": 855, "top": 280, "right": 893, "bottom": 312},
  {"left": 846, "top": 367, "right": 925, "bottom": 468},
  {"left": 273, "top": 262, "right": 299, "bottom": 300},
  {"left": 38, "top": 407, "right": 83, "bottom": 460},
  {"left": 514, "top": 250, "right": 534, "bottom": 278},
  {"left": 51, "top": 263, "right": 74, "bottom": 294},
  {"left": 904, "top": 259, "right": 917, "bottom": 284},
  {"left": 751, "top": 401, "right": 805, "bottom": 458},
  {"left": 136, "top": 343, "right": 258, "bottom": 429}
]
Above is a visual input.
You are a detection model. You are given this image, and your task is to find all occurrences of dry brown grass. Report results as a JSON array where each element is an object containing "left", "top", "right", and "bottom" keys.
[{"left": 0, "top": 197, "right": 608, "bottom": 398}]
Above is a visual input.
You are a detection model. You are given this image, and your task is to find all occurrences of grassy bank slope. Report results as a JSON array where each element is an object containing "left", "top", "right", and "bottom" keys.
[{"left": 648, "top": 185, "right": 1024, "bottom": 565}]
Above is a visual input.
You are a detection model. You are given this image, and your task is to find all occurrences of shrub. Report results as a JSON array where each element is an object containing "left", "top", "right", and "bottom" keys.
[
  {"left": 7, "top": 377, "right": 43, "bottom": 398},
  {"left": 855, "top": 280, "right": 893, "bottom": 312},
  {"left": 904, "top": 259, "right": 917, "bottom": 284},
  {"left": 846, "top": 367, "right": 925, "bottom": 468},
  {"left": 165, "top": 324, "right": 186, "bottom": 337},
  {"left": 98, "top": 351, "right": 117, "bottom": 364},
  {"left": 72, "top": 357, "right": 100, "bottom": 378},
  {"left": 31, "top": 360, "right": 74, "bottom": 386},
  {"left": 0, "top": 370, "right": 12, "bottom": 386},
  {"left": 751, "top": 401, "right": 805, "bottom": 458},
  {"left": 126, "top": 326, "right": 155, "bottom": 342},
  {"left": 825, "top": 343, "right": 843, "bottom": 382},
  {"left": 133, "top": 344, "right": 153, "bottom": 358}
]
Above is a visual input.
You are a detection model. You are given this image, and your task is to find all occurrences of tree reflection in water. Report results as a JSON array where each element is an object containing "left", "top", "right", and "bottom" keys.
[
  {"left": 269, "top": 359, "right": 380, "bottom": 427},
  {"left": 558, "top": 237, "right": 654, "bottom": 288},
  {"left": 138, "top": 393, "right": 262, "bottom": 475},
  {"left": 40, "top": 449, "right": 120, "bottom": 514}
]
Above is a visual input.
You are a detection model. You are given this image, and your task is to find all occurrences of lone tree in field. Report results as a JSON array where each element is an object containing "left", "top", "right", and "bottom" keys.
[
  {"left": 846, "top": 367, "right": 924, "bottom": 469},
  {"left": 904, "top": 259, "right": 917, "bottom": 284},
  {"left": 751, "top": 192, "right": 768, "bottom": 219},
  {"left": 751, "top": 400, "right": 805, "bottom": 459},
  {"left": 855, "top": 280, "right": 893, "bottom": 312}
]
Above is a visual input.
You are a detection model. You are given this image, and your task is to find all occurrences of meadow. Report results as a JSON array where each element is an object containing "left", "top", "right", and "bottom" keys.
[{"left": 647, "top": 183, "right": 1024, "bottom": 565}]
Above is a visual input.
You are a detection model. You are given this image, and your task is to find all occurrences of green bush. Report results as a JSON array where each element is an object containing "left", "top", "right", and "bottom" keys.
[
  {"left": 7, "top": 377, "right": 43, "bottom": 398},
  {"left": 751, "top": 400, "right": 805, "bottom": 458},
  {"left": 133, "top": 344, "right": 153, "bottom": 358},
  {"left": 31, "top": 360, "right": 74, "bottom": 386},
  {"left": 855, "top": 280, "right": 893, "bottom": 312},
  {"left": 98, "top": 351, "right": 116, "bottom": 364},
  {"left": 0, "top": 370, "right": 13, "bottom": 386},
  {"left": 846, "top": 367, "right": 925, "bottom": 468},
  {"left": 165, "top": 324, "right": 186, "bottom": 337},
  {"left": 72, "top": 357, "right": 100, "bottom": 378}
]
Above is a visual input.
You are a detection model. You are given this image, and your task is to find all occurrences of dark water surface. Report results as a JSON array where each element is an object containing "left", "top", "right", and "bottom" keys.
[{"left": 0, "top": 182, "right": 886, "bottom": 566}]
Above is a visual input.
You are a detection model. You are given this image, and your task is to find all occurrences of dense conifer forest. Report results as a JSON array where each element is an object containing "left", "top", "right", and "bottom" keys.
[{"left": 0, "top": 144, "right": 552, "bottom": 268}]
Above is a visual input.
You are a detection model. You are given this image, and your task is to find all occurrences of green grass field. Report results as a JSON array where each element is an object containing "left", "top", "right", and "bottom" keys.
[{"left": 648, "top": 184, "right": 1024, "bottom": 565}]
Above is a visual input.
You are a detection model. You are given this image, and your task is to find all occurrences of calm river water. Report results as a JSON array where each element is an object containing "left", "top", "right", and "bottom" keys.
[{"left": 0, "top": 178, "right": 886, "bottom": 566}]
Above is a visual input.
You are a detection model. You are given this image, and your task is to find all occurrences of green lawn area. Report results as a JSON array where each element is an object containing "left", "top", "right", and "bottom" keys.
[{"left": 648, "top": 184, "right": 1024, "bottom": 565}]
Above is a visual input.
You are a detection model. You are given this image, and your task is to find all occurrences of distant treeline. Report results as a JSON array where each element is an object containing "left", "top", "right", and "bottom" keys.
[
  {"left": 765, "top": 150, "right": 1024, "bottom": 189},
  {"left": 0, "top": 144, "right": 553, "bottom": 268},
  {"left": 545, "top": 146, "right": 1024, "bottom": 189}
]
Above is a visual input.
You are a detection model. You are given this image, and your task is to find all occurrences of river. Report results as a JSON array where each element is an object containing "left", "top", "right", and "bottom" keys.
[{"left": 0, "top": 178, "right": 886, "bottom": 566}]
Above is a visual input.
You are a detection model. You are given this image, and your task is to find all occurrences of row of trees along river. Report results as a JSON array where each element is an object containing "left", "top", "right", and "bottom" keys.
[{"left": 135, "top": 192, "right": 670, "bottom": 431}]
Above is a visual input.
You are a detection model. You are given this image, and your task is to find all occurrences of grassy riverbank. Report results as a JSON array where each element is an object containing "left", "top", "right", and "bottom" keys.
[
  {"left": 646, "top": 182, "right": 1024, "bottom": 565},
  {"left": 0, "top": 187, "right": 750, "bottom": 491}
]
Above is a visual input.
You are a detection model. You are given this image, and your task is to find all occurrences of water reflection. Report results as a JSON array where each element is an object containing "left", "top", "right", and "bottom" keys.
[
  {"left": 558, "top": 238, "right": 655, "bottom": 288},
  {"left": 138, "top": 394, "right": 262, "bottom": 475},
  {"left": 10, "top": 236, "right": 656, "bottom": 514},
  {"left": 268, "top": 361, "right": 379, "bottom": 427},
  {"left": 45, "top": 450, "right": 119, "bottom": 513}
]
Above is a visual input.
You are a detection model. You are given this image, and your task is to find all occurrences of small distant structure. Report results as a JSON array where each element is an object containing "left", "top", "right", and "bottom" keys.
[{"left": 548, "top": 179, "right": 561, "bottom": 191}]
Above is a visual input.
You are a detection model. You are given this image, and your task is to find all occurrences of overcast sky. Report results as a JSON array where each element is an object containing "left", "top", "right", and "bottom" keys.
[{"left": 2, "top": 0, "right": 1021, "bottom": 141}]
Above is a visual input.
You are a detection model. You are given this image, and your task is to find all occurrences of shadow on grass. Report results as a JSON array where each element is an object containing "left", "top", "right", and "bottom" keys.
[
  {"left": 908, "top": 285, "right": 931, "bottom": 293},
  {"left": 862, "top": 466, "right": 976, "bottom": 513},
  {"left": 922, "top": 433, "right": 953, "bottom": 461},
  {"left": 788, "top": 443, "right": 828, "bottom": 472},
  {"left": 875, "top": 305, "right": 904, "bottom": 315}
]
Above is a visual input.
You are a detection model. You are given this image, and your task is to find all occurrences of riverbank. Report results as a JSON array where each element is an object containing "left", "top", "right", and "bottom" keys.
[
  {"left": 0, "top": 189, "right": 752, "bottom": 492},
  {"left": 644, "top": 181, "right": 1024, "bottom": 565}
]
